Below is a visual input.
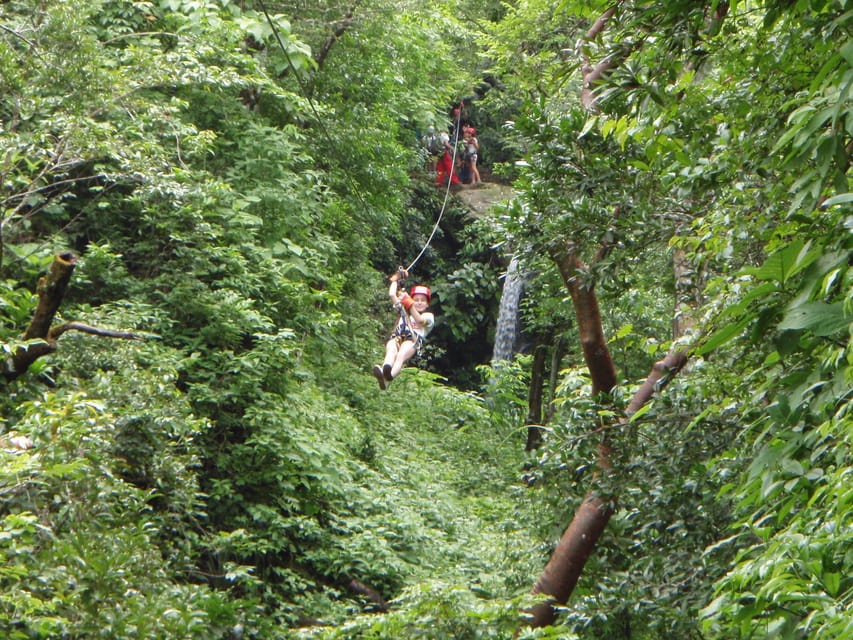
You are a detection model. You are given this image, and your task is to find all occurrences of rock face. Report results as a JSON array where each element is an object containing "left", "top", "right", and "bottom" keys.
[{"left": 455, "top": 181, "right": 514, "bottom": 215}]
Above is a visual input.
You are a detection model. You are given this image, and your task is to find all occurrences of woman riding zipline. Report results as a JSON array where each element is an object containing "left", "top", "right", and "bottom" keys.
[{"left": 373, "top": 269, "right": 435, "bottom": 390}]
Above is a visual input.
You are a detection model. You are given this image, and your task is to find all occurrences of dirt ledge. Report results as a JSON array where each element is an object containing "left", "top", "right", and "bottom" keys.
[{"left": 454, "top": 181, "right": 515, "bottom": 215}]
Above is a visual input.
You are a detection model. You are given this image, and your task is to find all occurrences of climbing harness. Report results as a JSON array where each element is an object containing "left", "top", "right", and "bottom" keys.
[
  {"left": 391, "top": 309, "right": 426, "bottom": 357},
  {"left": 391, "top": 305, "right": 417, "bottom": 344},
  {"left": 389, "top": 268, "right": 430, "bottom": 356}
]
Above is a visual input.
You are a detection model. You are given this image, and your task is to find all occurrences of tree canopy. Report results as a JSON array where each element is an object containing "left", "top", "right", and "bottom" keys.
[{"left": 1, "top": 0, "right": 850, "bottom": 638}]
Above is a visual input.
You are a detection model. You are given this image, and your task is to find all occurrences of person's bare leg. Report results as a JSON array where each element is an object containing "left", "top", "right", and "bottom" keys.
[
  {"left": 383, "top": 339, "right": 399, "bottom": 368},
  {"left": 391, "top": 341, "right": 417, "bottom": 379}
]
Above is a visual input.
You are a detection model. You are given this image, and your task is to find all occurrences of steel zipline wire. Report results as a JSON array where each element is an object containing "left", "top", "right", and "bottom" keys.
[
  {"left": 258, "top": 0, "right": 461, "bottom": 276},
  {"left": 404, "top": 105, "right": 464, "bottom": 273},
  {"left": 257, "top": 0, "right": 371, "bottom": 215}
]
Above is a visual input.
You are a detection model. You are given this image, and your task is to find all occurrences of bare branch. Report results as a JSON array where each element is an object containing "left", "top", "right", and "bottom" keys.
[
  {"left": 3, "top": 252, "right": 145, "bottom": 382},
  {"left": 314, "top": 2, "right": 361, "bottom": 69},
  {"left": 49, "top": 322, "right": 144, "bottom": 341},
  {"left": 0, "top": 23, "right": 38, "bottom": 52},
  {"left": 1, "top": 172, "right": 106, "bottom": 210}
]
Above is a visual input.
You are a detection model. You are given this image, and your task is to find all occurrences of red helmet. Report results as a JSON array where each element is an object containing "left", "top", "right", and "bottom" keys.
[{"left": 410, "top": 285, "right": 431, "bottom": 302}]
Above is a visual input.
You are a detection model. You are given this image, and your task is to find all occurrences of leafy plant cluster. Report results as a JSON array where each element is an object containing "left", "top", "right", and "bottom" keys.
[
  {"left": 1, "top": 0, "right": 851, "bottom": 638},
  {"left": 474, "top": 0, "right": 852, "bottom": 638},
  {"left": 0, "top": 0, "right": 536, "bottom": 638}
]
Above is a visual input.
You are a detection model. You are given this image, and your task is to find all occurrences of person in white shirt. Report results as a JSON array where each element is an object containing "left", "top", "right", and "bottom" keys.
[
  {"left": 373, "top": 269, "right": 435, "bottom": 390},
  {"left": 464, "top": 126, "right": 482, "bottom": 185}
]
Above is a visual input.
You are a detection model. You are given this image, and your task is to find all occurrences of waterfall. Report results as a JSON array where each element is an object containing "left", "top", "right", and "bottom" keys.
[{"left": 492, "top": 255, "right": 525, "bottom": 362}]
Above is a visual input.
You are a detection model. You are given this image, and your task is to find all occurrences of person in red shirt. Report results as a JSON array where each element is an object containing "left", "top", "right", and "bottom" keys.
[{"left": 435, "top": 130, "right": 460, "bottom": 187}]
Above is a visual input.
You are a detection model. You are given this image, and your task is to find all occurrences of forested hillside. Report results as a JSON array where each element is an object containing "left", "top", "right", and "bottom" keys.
[{"left": 1, "top": 1, "right": 850, "bottom": 639}]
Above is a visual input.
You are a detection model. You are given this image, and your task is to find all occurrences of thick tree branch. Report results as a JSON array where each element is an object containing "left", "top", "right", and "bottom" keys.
[
  {"left": 3, "top": 251, "right": 143, "bottom": 382},
  {"left": 625, "top": 350, "right": 688, "bottom": 417},
  {"left": 585, "top": 6, "right": 617, "bottom": 41},
  {"left": 580, "top": 7, "right": 618, "bottom": 111},
  {"left": 314, "top": 3, "right": 360, "bottom": 70},
  {"left": 22, "top": 251, "right": 77, "bottom": 341},
  {"left": 551, "top": 242, "right": 617, "bottom": 396}
]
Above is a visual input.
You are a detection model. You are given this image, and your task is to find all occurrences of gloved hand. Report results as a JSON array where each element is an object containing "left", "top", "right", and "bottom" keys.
[{"left": 400, "top": 293, "right": 414, "bottom": 310}]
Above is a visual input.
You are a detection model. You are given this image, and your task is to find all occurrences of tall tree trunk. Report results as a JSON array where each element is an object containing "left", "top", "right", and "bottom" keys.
[
  {"left": 551, "top": 244, "right": 617, "bottom": 395},
  {"left": 523, "top": 242, "right": 692, "bottom": 630},
  {"left": 525, "top": 337, "right": 549, "bottom": 451},
  {"left": 523, "top": 244, "right": 619, "bottom": 628}
]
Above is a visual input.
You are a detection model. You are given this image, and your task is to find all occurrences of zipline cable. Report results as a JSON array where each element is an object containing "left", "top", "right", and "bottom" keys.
[
  {"left": 404, "top": 103, "right": 464, "bottom": 273},
  {"left": 258, "top": 2, "right": 462, "bottom": 278},
  {"left": 257, "top": 0, "right": 372, "bottom": 215}
]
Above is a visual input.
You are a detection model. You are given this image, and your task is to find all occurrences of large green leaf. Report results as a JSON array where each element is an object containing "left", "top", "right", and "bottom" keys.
[
  {"left": 778, "top": 301, "right": 852, "bottom": 336},
  {"left": 694, "top": 316, "right": 751, "bottom": 355},
  {"left": 744, "top": 239, "right": 821, "bottom": 285},
  {"left": 822, "top": 192, "right": 853, "bottom": 207}
]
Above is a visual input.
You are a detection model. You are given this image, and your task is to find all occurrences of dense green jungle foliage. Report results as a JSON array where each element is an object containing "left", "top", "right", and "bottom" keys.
[{"left": 1, "top": 0, "right": 850, "bottom": 639}]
